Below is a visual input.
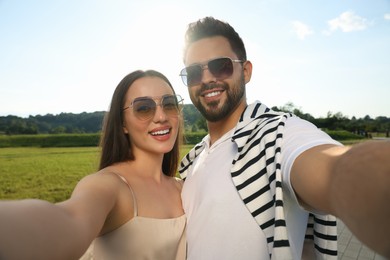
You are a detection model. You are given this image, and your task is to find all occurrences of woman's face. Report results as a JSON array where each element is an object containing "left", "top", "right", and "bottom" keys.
[{"left": 122, "top": 76, "right": 180, "bottom": 157}]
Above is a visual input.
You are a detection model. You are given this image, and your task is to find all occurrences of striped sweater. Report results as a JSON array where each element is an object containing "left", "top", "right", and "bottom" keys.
[{"left": 179, "top": 102, "right": 338, "bottom": 259}]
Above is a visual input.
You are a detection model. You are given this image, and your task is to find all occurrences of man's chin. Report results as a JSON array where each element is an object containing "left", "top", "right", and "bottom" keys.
[{"left": 202, "top": 108, "right": 228, "bottom": 122}]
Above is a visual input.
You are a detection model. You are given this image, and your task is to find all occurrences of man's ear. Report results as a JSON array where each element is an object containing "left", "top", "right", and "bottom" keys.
[{"left": 243, "top": 60, "right": 252, "bottom": 84}]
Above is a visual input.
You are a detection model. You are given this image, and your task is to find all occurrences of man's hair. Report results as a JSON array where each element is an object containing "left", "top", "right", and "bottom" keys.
[
  {"left": 99, "top": 70, "right": 183, "bottom": 177},
  {"left": 183, "top": 17, "right": 247, "bottom": 62}
]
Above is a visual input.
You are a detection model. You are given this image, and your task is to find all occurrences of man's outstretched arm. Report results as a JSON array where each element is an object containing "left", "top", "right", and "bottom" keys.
[{"left": 291, "top": 140, "right": 390, "bottom": 258}]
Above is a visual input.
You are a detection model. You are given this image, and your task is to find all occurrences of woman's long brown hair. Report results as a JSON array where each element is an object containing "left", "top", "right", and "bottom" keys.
[{"left": 98, "top": 70, "right": 182, "bottom": 177}]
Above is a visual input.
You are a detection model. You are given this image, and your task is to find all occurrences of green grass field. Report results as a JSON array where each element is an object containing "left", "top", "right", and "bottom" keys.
[
  {"left": 0, "top": 139, "right": 368, "bottom": 203},
  {"left": 0, "top": 146, "right": 193, "bottom": 202}
]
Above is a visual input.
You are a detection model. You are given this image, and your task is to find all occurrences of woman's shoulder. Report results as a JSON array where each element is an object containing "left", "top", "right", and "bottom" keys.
[
  {"left": 171, "top": 176, "right": 184, "bottom": 190},
  {"left": 77, "top": 165, "right": 129, "bottom": 190}
]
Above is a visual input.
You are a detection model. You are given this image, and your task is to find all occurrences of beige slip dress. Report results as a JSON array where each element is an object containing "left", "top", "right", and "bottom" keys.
[{"left": 81, "top": 174, "right": 186, "bottom": 260}]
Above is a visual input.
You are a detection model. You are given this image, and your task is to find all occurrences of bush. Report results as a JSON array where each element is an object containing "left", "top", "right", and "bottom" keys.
[
  {"left": 184, "top": 132, "right": 207, "bottom": 144},
  {"left": 0, "top": 130, "right": 366, "bottom": 148},
  {"left": 0, "top": 132, "right": 208, "bottom": 148},
  {"left": 323, "top": 130, "right": 365, "bottom": 141},
  {"left": 0, "top": 134, "right": 101, "bottom": 148}
]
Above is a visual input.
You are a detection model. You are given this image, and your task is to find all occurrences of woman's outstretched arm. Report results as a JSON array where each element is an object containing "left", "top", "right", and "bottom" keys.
[{"left": 0, "top": 172, "right": 118, "bottom": 260}]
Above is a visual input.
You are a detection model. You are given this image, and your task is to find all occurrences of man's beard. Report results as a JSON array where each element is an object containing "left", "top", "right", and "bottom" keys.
[{"left": 193, "top": 74, "right": 245, "bottom": 122}]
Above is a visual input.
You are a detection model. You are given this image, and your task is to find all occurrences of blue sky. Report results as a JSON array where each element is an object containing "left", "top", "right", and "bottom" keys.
[{"left": 1, "top": 0, "right": 389, "bottom": 118}]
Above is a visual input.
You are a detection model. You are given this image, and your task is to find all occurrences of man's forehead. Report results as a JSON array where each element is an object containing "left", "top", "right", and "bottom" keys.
[{"left": 184, "top": 36, "right": 235, "bottom": 65}]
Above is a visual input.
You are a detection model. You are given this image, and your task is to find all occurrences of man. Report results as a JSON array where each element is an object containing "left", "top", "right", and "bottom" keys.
[{"left": 179, "top": 17, "right": 390, "bottom": 259}]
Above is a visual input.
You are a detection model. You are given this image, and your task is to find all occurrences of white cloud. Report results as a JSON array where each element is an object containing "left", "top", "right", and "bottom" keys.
[
  {"left": 385, "top": 13, "right": 390, "bottom": 20},
  {"left": 323, "top": 11, "right": 369, "bottom": 35},
  {"left": 291, "top": 21, "right": 313, "bottom": 40}
]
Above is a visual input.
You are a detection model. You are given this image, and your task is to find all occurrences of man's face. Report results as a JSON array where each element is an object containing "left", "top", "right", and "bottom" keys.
[{"left": 184, "top": 36, "right": 246, "bottom": 122}]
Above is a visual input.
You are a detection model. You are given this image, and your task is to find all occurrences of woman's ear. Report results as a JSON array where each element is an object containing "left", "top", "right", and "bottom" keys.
[{"left": 123, "top": 125, "right": 129, "bottom": 134}]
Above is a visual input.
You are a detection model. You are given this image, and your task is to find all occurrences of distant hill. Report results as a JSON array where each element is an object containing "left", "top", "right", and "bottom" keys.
[{"left": 0, "top": 105, "right": 204, "bottom": 135}]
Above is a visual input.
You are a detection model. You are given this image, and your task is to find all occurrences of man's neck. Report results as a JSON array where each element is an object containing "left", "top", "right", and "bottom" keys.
[{"left": 207, "top": 101, "right": 247, "bottom": 146}]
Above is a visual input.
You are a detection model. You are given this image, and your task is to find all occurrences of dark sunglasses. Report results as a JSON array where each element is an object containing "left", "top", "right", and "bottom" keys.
[
  {"left": 179, "top": 57, "right": 244, "bottom": 87},
  {"left": 123, "top": 94, "right": 183, "bottom": 121}
]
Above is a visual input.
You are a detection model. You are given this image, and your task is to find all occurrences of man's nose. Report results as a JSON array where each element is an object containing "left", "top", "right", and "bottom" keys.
[{"left": 200, "top": 66, "right": 216, "bottom": 84}]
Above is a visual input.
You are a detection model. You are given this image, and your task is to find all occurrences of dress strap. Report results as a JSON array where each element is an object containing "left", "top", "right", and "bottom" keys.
[{"left": 111, "top": 172, "right": 138, "bottom": 217}]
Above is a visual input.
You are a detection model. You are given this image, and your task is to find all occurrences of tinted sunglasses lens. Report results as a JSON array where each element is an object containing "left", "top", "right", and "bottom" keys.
[
  {"left": 208, "top": 58, "right": 233, "bottom": 79},
  {"left": 179, "top": 68, "right": 188, "bottom": 86},
  {"left": 132, "top": 98, "right": 156, "bottom": 120},
  {"left": 162, "top": 95, "right": 180, "bottom": 116},
  {"left": 181, "top": 58, "right": 235, "bottom": 86},
  {"left": 185, "top": 66, "right": 203, "bottom": 86}
]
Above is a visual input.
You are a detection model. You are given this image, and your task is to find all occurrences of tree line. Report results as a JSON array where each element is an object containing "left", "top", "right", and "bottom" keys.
[
  {"left": 272, "top": 102, "right": 389, "bottom": 138},
  {"left": 0, "top": 112, "right": 104, "bottom": 135},
  {"left": 0, "top": 103, "right": 389, "bottom": 137}
]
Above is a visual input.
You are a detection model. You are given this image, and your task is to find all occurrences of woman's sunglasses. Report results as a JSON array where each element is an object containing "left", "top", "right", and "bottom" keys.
[
  {"left": 179, "top": 57, "right": 244, "bottom": 87},
  {"left": 123, "top": 94, "right": 183, "bottom": 121}
]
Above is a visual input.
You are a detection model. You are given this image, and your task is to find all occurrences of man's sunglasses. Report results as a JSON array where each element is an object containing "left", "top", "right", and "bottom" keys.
[
  {"left": 179, "top": 57, "right": 244, "bottom": 87},
  {"left": 123, "top": 94, "right": 183, "bottom": 121}
]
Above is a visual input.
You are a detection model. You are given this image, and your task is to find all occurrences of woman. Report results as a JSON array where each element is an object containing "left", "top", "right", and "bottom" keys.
[{"left": 0, "top": 70, "right": 186, "bottom": 260}]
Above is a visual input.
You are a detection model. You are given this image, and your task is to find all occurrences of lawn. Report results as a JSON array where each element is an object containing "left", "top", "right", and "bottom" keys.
[
  {"left": 0, "top": 145, "right": 193, "bottom": 202},
  {"left": 1, "top": 139, "right": 366, "bottom": 203}
]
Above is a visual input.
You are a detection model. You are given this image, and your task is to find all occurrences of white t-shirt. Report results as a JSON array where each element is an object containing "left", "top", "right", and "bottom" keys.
[{"left": 181, "top": 117, "right": 341, "bottom": 260}]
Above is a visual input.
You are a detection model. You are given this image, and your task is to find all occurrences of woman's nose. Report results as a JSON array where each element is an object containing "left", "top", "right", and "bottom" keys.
[{"left": 153, "top": 105, "right": 168, "bottom": 122}]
